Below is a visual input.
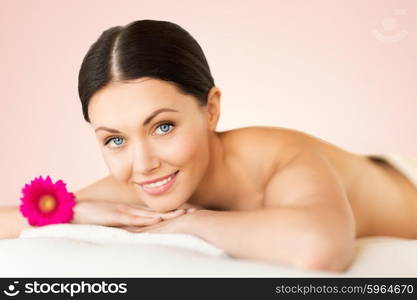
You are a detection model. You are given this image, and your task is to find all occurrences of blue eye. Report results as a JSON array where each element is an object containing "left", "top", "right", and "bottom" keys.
[
  {"left": 156, "top": 123, "right": 173, "bottom": 134},
  {"left": 104, "top": 121, "right": 175, "bottom": 149},
  {"left": 104, "top": 137, "right": 124, "bottom": 148},
  {"left": 113, "top": 137, "right": 123, "bottom": 145}
]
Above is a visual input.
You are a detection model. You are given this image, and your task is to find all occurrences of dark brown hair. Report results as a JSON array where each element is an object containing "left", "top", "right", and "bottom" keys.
[{"left": 78, "top": 19, "right": 215, "bottom": 123}]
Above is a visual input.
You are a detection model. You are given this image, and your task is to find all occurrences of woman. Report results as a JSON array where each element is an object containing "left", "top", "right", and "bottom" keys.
[{"left": 3, "top": 19, "right": 417, "bottom": 273}]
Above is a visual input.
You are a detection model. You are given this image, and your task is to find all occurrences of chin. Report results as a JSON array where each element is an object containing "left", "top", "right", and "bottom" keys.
[{"left": 147, "top": 200, "right": 185, "bottom": 213}]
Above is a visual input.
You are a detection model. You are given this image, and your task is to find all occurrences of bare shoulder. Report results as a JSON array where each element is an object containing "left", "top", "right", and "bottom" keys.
[
  {"left": 219, "top": 126, "right": 362, "bottom": 205},
  {"left": 221, "top": 126, "right": 356, "bottom": 225},
  {"left": 219, "top": 126, "right": 309, "bottom": 148},
  {"left": 263, "top": 149, "right": 350, "bottom": 208},
  {"left": 219, "top": 126, "right": 311, "bottom": 169},
  {"left": 259, "top": 147, "right": 357, "bottom": 238},
  {"left": 219, "top": 125, "right": 357, "bottom": 176},
  {"left": 217, "top": 126, "right": 309, "bottom": 192}
]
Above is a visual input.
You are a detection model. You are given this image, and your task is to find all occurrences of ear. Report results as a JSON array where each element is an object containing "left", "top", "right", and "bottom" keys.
[{"left": 205, "top": 86, "right": 221, "bottom": 131}]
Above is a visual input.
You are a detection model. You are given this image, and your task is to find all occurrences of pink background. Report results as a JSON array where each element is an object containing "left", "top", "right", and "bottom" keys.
[{"left": 1, "top": 0, "right": 416, "bottom": 205}]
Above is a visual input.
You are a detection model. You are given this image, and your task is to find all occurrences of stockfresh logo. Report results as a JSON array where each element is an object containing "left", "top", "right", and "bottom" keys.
[
  {"left": 2, "top": 280, "right": 128, "bottom": 297},
  {"left": 3, "top": 281, "right": 20, "bottom": 297}
]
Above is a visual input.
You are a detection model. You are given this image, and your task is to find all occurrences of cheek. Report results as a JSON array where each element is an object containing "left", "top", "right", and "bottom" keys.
[
  {"left": 102, "top": 151, "right": 130, "bottom": 180},
  {"left": 165, "top": 128, "right": 209, "bottom": 166}
]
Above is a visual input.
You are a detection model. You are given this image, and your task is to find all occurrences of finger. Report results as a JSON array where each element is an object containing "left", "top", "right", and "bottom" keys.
[
  {"left": 123, "top": 207, "right": 161, "bottom": 217},
  {"left": 131, "top": 208, "right": 186, "bottom": 219},
  {"left": 119, "top": 214, "right": 162, "bottom": 226},
  {"left": 158, "top": 209, "right": 186, "bottom": 220},
  {"left": 121, "top": 223, "right": 160, "bottom": 233},
  {"left": 137, "top": 216, "right": 162, "bottom": 226},
  {"left": 186, "top": 208, "right": 197, "bottom": 213},
  {"left": 126, "top": 203, "right": 154, "bottom": 211},
  {"left": 126, "top": 206, "right": 185, "bottom": 219}
]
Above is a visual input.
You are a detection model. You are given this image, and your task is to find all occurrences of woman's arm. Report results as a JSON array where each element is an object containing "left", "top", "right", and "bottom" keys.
[
  {"left": 0, "top": 175, "right": 190, "bottom": 240},
  {"left": 135, "top": 150, "right": 355, "bottom": 272},
  {"left": 187, "top": 206, "right": 355, "bottom": 273},
  {"left": 184, "top": 150, "right": 356, "bottom": 273},
  {"left": 0, "top": 175, "right": 137, "bottom": 240},
  {"left": 0, "top": 206, "right": 31, "bottom": 239},
  {"left": 0, "top": 176, "right": 122, "bottom": 240}
]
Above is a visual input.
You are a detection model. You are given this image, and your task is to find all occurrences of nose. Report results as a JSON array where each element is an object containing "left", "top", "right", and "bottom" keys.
[{"left": 131, "top": 140, "right": 160, "bottom": 174}]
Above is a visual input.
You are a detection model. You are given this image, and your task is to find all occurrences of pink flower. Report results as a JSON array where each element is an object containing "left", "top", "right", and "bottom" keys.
[{"left": 19, "top": 175, "right": 76, "bottom": 226}]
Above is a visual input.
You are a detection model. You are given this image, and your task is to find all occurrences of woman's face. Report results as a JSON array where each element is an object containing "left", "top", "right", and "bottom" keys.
[{"left": 88, "top": 77, "right": 219, "bottom": 212}]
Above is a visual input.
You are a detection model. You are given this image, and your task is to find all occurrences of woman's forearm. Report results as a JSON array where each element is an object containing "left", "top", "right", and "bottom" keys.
[
  {"left": 0, "top": 206, "right": 31, "bottom": 239},
  {"left": 187, "top": 207, "right": 354, "bottom": 272}
]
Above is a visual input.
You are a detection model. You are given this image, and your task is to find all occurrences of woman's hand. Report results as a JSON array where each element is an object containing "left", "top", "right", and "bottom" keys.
[
  {"left": 119, "top": 208, "right": 203, "bottom": 234},
  {"left": 70, "top": 199, "right": 189, "bottom": 228}
]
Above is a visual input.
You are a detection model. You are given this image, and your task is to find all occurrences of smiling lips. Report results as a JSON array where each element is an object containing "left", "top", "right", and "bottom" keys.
[{"left": 137, "top": 171, "right": 179, "bottom": 195}]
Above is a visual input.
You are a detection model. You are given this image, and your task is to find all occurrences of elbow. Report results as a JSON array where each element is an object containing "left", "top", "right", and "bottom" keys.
[{"left": 296, "top": 233, "right": 356, "bottom": 273}]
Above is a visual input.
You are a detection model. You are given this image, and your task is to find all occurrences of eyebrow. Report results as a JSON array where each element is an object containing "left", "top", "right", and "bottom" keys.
[{"left": 94, "top": 108, "right": 179, "bottom": 134}]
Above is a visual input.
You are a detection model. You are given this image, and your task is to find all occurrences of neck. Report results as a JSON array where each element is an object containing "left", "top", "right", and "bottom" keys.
[{"left": 188, "top": 130, "right": 232, "bottom": 210}]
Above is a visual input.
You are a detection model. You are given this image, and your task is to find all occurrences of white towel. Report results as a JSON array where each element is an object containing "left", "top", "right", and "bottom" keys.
[{"left": 19, "top": 224, "right": 228, "bottom": 258}]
